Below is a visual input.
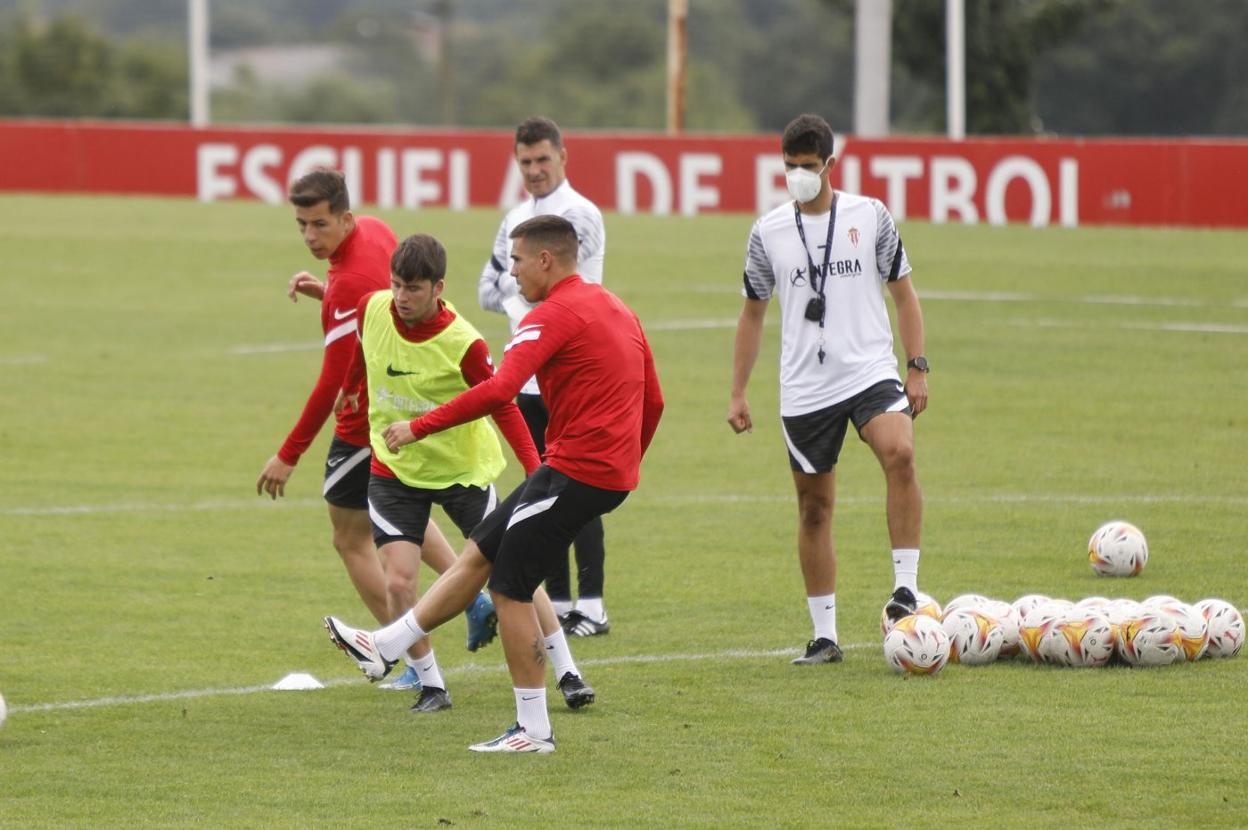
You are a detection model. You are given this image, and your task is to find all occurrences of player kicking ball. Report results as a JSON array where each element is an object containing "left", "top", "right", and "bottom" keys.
[{"left": 328, "top": 216, "right": 664, "bottom": 752}]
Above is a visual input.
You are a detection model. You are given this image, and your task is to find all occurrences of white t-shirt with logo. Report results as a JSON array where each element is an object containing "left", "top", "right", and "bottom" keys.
[
  {"left": 479, "top": 179, "right": 605, "bottom": 396},
  {"left": 742, "top": 190, "right": 911, "bottom": 416}
]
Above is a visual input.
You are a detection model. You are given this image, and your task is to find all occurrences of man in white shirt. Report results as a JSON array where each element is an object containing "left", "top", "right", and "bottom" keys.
[
  {"left": 728, "top": 113, "right": 930, "bottom": 665},
  {"left": 478, "top": 116, "right": 612, "bottom": 636}
]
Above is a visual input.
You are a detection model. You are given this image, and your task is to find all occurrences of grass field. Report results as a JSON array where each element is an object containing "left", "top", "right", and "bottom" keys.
[{"left": 1, "top": 195, "right": 1246, "bottom": 828}]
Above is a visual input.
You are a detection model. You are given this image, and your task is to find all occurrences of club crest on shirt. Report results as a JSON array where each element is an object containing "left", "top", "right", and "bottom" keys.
[{"left": 848, "top": 227, "right": 860, "bottom": 247}]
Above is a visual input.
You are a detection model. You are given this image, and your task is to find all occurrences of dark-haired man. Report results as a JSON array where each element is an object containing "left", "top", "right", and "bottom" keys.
[
  {"left": 479, "top": 116, "right": 612, "bottom": 637},
  {"left": 328, "top": 216, "right": 663, "bottom": 752},
  {"left": 255, "top": 169, "right": 494, "bottom": 694},
  {"left": 333, "top": 233, "right": 542, "bottom": 713},
  {"left": 728, "top": 113, "right": 930, "bottom": 666}
]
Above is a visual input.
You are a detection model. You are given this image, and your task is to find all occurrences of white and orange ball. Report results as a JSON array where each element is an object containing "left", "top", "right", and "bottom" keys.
[
  {"left": 1012, "top": 594, "right": 1052, "bottom": 620},
  {"left": 1018, "top": 602, "right": 1067, "bottom": 663},
  {"left": 1043, "top": 609, "right": 1115, "bottom": 667},
  {"left": 943, "top": 593, "right": 990, "bottom": 616},
  {"left": 1194, "top": 599, "right": 1244, "bottom": 659},
  {"left": 1088, "top": 521, "right": 1148, "bottom": 577},
  {"left": 1116, "top": 610, "right": 1184, "bottom": 667},
  {"left": 883, "top": 614, "right": 951, "bottom": 675},
  {"left": 1151, "top": 600, "right": 1209, "bottom": 661},
  {"left": 941, "top": 608, "right": 1004, "bottom": 665},
  {"left": 880, "top": 591, "right": 942, "bottom": 637},
  {"left": 978, "top": 599, "right": 1022, "bottom": 659}
]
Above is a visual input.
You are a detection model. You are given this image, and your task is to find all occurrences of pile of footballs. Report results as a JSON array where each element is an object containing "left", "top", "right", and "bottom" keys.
[{"left": 881, "top": 520, "right": 1245, "bottom": 675}]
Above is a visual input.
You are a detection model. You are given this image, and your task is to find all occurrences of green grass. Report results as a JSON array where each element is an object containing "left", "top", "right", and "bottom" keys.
[{"left": 1, "top": 195, "right": 1246, "bottom": 828}]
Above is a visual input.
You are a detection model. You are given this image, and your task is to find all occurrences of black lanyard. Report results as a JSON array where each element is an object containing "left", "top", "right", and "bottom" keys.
[{"left": 793, "top": 195, "right": 837, "bottom": 363}]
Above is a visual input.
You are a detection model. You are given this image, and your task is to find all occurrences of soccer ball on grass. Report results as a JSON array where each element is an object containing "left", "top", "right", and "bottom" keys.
[
  {"left": 1088, "top": 521, "right": 1148, "bottom": 577},
  {"left": 1194, "top": 599, "right": 1244, "bottom": 658},
  {"left": 883, "top": 614, "right": 950, "bottom": 675}
]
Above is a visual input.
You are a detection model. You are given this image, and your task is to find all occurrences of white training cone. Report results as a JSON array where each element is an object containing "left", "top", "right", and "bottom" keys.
[{"left": 271, "top": 672, "right": 325, "bottom": 691}]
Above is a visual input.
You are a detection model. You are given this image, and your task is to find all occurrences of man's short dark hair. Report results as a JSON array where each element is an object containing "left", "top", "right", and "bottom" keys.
[
  {"left": 515, "top": 116, "right": 563, "bottom": 150},
  {"left": 781, "top": 114, "right": 834, "bottom": 160},
  {"left": 510, "top": 215, "right": 578, "bottom": 263},
  {"left": 288, "top": 167, "right": 350, "bottom": 214},
  {"left": 390, "top": 234, "right": 447, "bottom": 284}
]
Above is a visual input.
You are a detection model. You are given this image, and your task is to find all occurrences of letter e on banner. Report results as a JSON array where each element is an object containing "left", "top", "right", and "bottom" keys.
[{"left": 197, "top": 143, "right": 238, "bottom": 202}]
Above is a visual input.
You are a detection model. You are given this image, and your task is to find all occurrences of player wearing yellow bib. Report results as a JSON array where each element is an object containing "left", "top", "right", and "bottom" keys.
[{"left": 340, "top": 233, "right": 541, "bottom": 713}]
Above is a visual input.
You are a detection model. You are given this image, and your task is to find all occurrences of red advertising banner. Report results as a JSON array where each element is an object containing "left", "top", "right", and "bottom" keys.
[{"left": 2, "top": 119, "right": 1246, "bottom": 228}]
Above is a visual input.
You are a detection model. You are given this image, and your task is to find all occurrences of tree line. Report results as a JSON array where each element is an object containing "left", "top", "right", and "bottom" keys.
[{"left": 1, "top": 0, "right": 1244, "bottom": 137}]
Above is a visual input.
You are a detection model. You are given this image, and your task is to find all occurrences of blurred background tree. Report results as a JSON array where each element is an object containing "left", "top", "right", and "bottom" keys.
[{"left": 0, "top": 0, "right": 1243, "bottom": 136}]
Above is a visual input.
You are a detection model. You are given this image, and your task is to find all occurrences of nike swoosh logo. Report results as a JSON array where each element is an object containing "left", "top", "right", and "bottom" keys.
[
  {"left": 327, "top": 456, "right": 345, "bottom": 468},
  {"left": 387, "top": 364, "right": 417, "bottom": 377},
  {"left": 332, "top": 308, "right": 355, "bottom": 320},
  {"left": 521, "top": 695, "right": 540, "bottom": 701},
  {"left": 824, "top": 605, "right": 834, "bottom": 610}
]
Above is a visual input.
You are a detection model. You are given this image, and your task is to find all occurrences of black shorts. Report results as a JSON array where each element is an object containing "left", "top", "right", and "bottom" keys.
[
  {"left": 471, "top": 465, "right": 627, "bottom": 602},
  {"left": 367, "top": 474, "right": 498, "bottom": 547},
  {"left": 323, "top": 437, "right": 372, "bottom": 510},
  {"left": 781, "top": 379, "right": 910, "bottom": 473}
]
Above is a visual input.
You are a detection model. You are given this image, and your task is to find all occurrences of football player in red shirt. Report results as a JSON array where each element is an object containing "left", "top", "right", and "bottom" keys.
[
  {"left": 326, "top": 215, "right": 663, "bottom": 752},
  {"left": 256, "top": 169, "right": 495, "bottom": 694}
]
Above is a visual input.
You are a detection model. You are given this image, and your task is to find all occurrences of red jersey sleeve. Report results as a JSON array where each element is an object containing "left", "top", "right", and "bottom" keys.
[
  {"left": 409, "top": 305, "right": 572, "bottom": 442},
  {"left": 276, "top": 327, "right": 354, "bottom": 467},
  {"left": 638, "top": 321, "right": 665, "bottom": 455},
  {"left": 460, "top": 339, "right": 541, "bottom": 474}
]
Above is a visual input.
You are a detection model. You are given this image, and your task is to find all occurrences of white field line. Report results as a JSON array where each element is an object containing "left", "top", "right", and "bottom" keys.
[
  {"left": 5, "top": 645, "right": 826, "bottom": 714},
  {"left": 224, "top": 289, "right": 1245, "bottom": 353},
  {"left": 1012, "top": 317, "right": 1248, "bottom": 335},
  {"left": 230, "top": 342, "right": 320, "bottom": 355},
  {"left": 0, "top": 354, "right": 48, "bottom": 365},
  {"left": 6, "top": 491, "right": 1248, "bottom": 519}
]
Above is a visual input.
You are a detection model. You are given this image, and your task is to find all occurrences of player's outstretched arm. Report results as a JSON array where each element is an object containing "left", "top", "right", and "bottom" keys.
[{"left": 287, "top": 271, "right": 326, "bottom": 302}]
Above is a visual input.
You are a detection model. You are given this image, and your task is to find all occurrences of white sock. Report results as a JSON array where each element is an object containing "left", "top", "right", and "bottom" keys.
[
  {"left": 514, "top": 687, "right": 551, "bottom": 740},
  {"left": 807, "top": 594, "right": 838, "bottom": 642},
  {"left": 574, "top": 596, "right": 606, "bottom": 623},
  {"left": 892, "top": 548, "right": 920, "bottom": 593},
  {"left": 374, "top": 611, "right": 426, "bottom": 662},
  {"left": 543, "top": 629, "right": 578, "bottom": 680},
  {"left": 413, "top": 649, "right": 446, "bottom": 691},
  {"left": 550, "top": 599, "right": 574, "bottom": 618},
  {"left": 403, "top": 654, "right": 420, "bottom": 670}
]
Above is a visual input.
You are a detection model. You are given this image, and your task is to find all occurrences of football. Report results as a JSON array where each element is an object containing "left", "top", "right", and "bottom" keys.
[
  {"left": 1012, "top": 593, "right": 1052, "bottom": 621},
  {"left": 883, "top": 614, "right": 951, "bottom": 675},
  {"left": 941, "top": 607, "right": 1004, "bottom": 665},
  {"left": 1018, "top": 602, "right": 1067, "bottom": 663},
  {"left": 1194, "top": 598, "right": 1244, "bottom": 658},
  {"left": 1116, "top": 611, "right": 1184, "bottom": 667},
  {"left": 1042, "top": 609, "right": 1115, "bottom": 667},
  {"left": 942, "top": 593, "right": 990, "bottom": 616},
  {"left": 979, "top": 599, "right": 1022, "bottom": 659},
  {"left": 1088, "top": 520, "right": 1148, "bottom": 577},
  {"left": 1151, "top": 600, "right": 1209, "bottom": 661},
  {"left": 879, "top": 591, "right": 942, "bottom": 637}
]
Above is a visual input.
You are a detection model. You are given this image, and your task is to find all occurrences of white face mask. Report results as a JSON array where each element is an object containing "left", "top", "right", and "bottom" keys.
[{"left": 785, "top": 160, "right": 828, "bottom": 204}]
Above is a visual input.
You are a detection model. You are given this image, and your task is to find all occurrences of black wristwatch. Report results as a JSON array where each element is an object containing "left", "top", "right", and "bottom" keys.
[{"left": 906, "top": 356, "right": 930, "bottom": 373}]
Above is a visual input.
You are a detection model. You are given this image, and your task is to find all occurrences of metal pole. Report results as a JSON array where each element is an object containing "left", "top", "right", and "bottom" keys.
[
  {"left": 435, "top": 0, "right": 454, "bottom": 126},
  {"left": 946, "top": 0, "right": 965, "bottom": 139},
  {"left": 188, "top": 0, "right": 209, "bottom": 127},
  {"left": 853, "top": 0, "right": 892, "bottom": 138},
  {"left": 666, "top": 0, "right": 687, "bottom": 134}
]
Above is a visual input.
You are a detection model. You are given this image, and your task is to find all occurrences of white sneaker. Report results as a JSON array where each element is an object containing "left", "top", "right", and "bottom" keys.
[
  {"left": 324, "top": 616, "right": 395, "bottom": 681},
  {"left": 468, "top": 722, "right": 555, "bottom": 754}
]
